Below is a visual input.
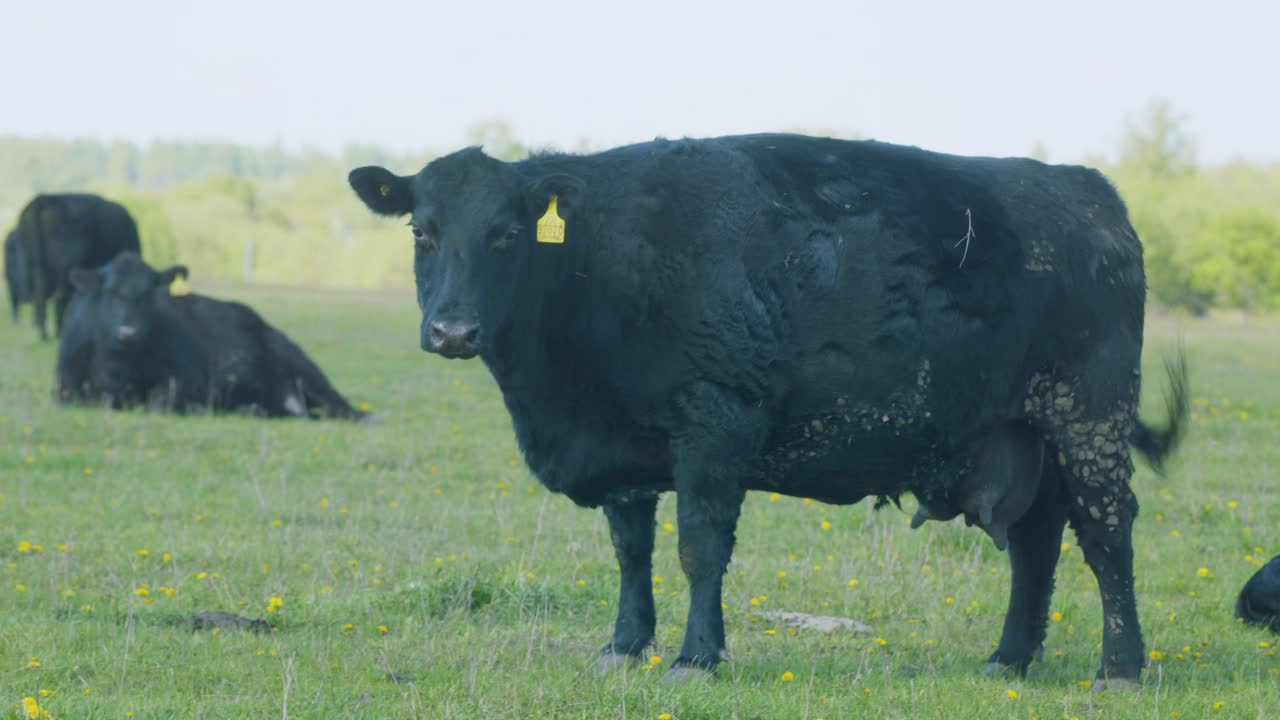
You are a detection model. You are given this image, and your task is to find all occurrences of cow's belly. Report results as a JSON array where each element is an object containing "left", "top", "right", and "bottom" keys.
[{"left": 750, "top": 409, "right": 947, "bottom": 504}]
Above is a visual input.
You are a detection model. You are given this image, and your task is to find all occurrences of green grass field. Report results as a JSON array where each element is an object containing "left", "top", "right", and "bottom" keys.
[{"left": 1, "top": 284, "right": 1277, "bottom": 719}]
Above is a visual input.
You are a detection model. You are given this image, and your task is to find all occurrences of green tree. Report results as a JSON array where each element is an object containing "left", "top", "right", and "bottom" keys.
[
  {"left": 1117, "top": 99, "right": 1196, "bottom": 179},
  {"left": 1188, "top": 207, "right": 1280, "bottom": 312}
]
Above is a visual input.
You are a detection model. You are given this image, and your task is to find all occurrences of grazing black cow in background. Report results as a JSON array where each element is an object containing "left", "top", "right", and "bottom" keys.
[
  {"left": 1236, "top": 555, "right": 1280, "bottom": 632},
  {"left": 350, "top": 134, "right": 1188, "bottom": 686},
  {"left": 16, "top": 193, "right": 141, "bottom": 339},
  {"left": 55, "top": 253, "right": 363, "bottom": 420},
  {"left": 4, "top": 229, "right": 28, "bottom": 321}
]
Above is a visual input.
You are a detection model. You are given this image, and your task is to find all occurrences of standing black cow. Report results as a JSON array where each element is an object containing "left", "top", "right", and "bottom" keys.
[
  {"left": 55, "top": 252, "right": 363, "bottom": 420},
  {"left": 16, "top": 193, "right": 142, "bottom": 339},
  {"left": 349, "top": 134, "right": 1188, "bottom": 686},
  {"left": 4, "top": 229, "right": 28, "bottom": 322}
]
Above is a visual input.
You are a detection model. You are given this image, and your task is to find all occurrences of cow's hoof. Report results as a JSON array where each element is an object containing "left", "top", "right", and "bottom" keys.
[
  {"left": 664, "top": 665, "right": 715, "bottom": 684},
  {"left": 1092, "top": 677, "right": 1141, "bottom": 692},
  {"left": 984, "top": 646, "right": 1040, "bottom": 677},
  {"left": 595, "top": 651, "right": 639, "bottom": 674}
]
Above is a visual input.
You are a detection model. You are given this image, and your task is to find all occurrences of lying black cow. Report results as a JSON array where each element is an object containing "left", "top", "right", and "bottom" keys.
[
  {"left": 55, "top": 252, "right": 363, "bottom": 420},
  {"left": 16, "top": 193, "right": 142, "bottom": 339},
  {"left": 349, "top": 134, "right": 1188, "bottom": 686},
  {"left": 4, "top": 229, "right": 28, "bottom": 322},
  {"left": 1236, "top": 555, "right": 1280, "bottom": 632}
]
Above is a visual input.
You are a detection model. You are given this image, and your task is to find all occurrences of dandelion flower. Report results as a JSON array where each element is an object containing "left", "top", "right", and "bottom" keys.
[
  {"left": 1006, "top": 689, "right": 1019, "bottom": 700},
  {"left": 780, "top": 671, "right": 795, "bottom": 681},
  {"left": 22, "top": 697, "right": 40, "bottom": 719},
  {"left": 1149, "top": 650, "right": 1163, "bottom": 661},
  {"left": 650, "top": 655, "right": 662, "bottom": 665},
  {"left": 1051, "top": 611, "right": 1063, "bottom": 622},
  {"left": 1196, "top": 567, "right": 1210, "bottom": 578},
  {"left": 377, "top": 624, "right": 389, "bottom": 634}
]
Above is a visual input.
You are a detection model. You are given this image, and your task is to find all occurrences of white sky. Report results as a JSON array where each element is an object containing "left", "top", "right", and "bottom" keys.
[{"left": 1, "top": 0, "right": 1275, "bottom": 165}]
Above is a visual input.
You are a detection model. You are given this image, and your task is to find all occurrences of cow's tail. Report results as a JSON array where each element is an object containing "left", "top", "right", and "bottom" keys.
[
  {"left": 1129, "top": 347, "right": 1189, "bottom": 475},
  {"left": 266, "top": 327, "right": 365, "bottom": 421}
]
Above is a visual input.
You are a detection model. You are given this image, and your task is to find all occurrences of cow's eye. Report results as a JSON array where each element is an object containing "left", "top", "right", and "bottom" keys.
[
  {"left": 493, "top": 224, "right": 521, "bottom": 251},
  {"left": 410, "top": 224, "right": 437, "bottom": 250}
]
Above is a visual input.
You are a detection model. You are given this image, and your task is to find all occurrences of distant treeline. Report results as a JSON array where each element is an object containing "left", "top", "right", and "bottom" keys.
[
  {"left": 0, "top": 136, "right": 434, "bottom": 194},
  {"left": 2, "top": 110, "right": 1278, "bottom": 311}
]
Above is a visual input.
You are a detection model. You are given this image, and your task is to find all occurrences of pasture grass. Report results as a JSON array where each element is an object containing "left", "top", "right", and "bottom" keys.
[{"left": 1, "top": 285, "right": 1278, "bottom": 719}]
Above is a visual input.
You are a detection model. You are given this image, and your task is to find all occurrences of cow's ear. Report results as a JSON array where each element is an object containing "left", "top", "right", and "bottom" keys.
[
  {"left": 70, "top": 268, "right": 101, "bottom": 292},
  {"left": 526, "top": 173, "right": 585, "bottom": 220},
  {"left": 154, "top": 265, "right": 190, "bottom": 287},
  {"left": 349, "top": 166, "right": 414, "bottom": 216}
]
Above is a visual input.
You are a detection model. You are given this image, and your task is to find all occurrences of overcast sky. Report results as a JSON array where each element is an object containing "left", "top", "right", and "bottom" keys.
[{"left": 1, "top": 0, "right": 1275, "bottom": 166}]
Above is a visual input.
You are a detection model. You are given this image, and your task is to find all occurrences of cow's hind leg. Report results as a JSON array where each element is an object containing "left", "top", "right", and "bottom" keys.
[
  {"left": 1044, "top": 396, "right": 1145, "bottom": 685},
  {"left": 53, "top": 282, "right": 70, "bottom": 336},
  {"left": 1067, "top": 472, "right": 1143, "bottom": 687},
  {"left": 599, "top": 493, "right": 658, "bottom": 669},
  {"left": 987, "top": 449, "right": 1068, "bottom": 676},
  {"left": 31, "top": 272, "right": 48, "bottom": 341}
]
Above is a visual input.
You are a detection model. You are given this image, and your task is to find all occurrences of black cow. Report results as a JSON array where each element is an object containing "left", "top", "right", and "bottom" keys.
[
  {"left": 1236, "top": 556, "right": 1280, "bottom": 632},
  {"left": 4, "top": 229, "right": 28, "bottom": 322},
  {"left": 16, "top": 193, "right": 142, "bottom": 339},
  {"left": 55, "top": 252, "right": 363, "bottom": 420},
  {"left": 349, "top": 134, "right": 1188, "bottom": 686}
]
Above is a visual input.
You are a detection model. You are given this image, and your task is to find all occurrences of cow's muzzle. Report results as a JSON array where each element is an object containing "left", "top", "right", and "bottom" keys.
[{"left": 424, "top": 319, "right": 480, "bottom": 359}]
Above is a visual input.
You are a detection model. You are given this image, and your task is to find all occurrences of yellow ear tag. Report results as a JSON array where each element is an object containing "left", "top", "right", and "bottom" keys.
[
  {"left": 169, "top": 274, "right": 190, "bottom": 297},
  {"left": 379, "top": 183, "right": 391, "bottom": 198},
  {"left": 536, "top": 195, "right": 566, "bottom": 244}
]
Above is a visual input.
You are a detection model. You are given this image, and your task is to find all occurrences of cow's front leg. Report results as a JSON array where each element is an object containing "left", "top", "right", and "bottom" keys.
[
  {"left": 668, "top": 382, "right": 761, "bottom": 677},
  {"left": 599, "top": 493, "right": 658, "bottom": 668},
  {"left": 671, "top": 475, "right": 745, "bottom": 676}
]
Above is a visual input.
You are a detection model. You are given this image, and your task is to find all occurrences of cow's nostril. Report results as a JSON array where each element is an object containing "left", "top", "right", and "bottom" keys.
[
  {"left": 462, "top": 325, "right": 479, "bottom": 345},
  {"left": 428, "top": 321, "right": 448, "bottom": 346}
]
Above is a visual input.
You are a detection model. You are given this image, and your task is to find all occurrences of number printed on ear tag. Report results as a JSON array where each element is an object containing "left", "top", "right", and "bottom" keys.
[{"left": 536, "top": 195, "right": 565, "bottom": 244}]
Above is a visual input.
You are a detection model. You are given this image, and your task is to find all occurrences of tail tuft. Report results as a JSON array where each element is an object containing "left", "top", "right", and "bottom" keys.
[{"left": 1130, "top": 346, "right": 1189, "bottom": 476}]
